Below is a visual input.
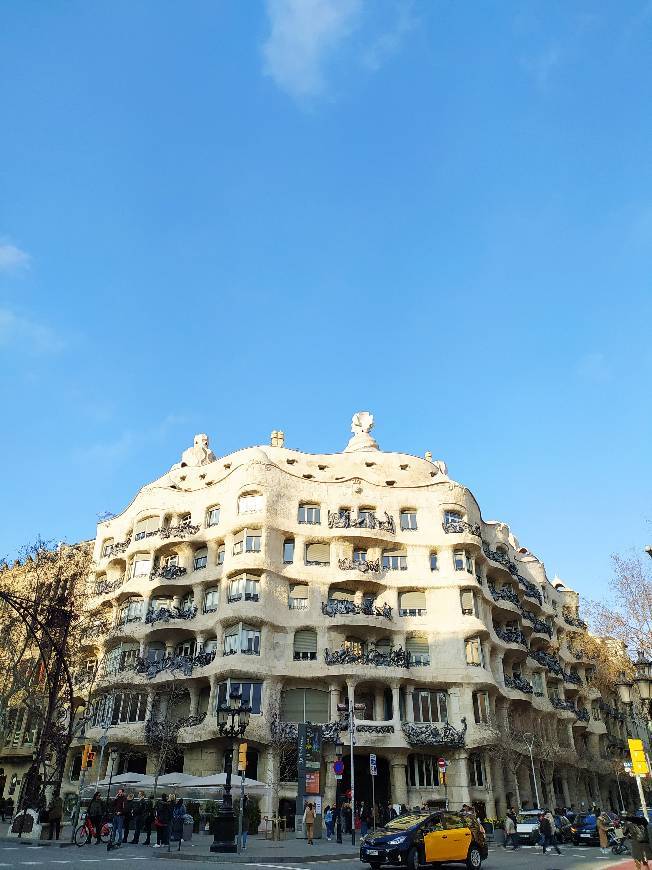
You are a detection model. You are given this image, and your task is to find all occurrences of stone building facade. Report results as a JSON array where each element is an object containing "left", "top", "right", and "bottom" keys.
[{"left": 69, "top": 415, "right": 642, "bottom": 818}]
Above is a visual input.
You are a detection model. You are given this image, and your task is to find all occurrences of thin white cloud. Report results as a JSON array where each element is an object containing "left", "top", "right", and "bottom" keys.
[
  {"left": 521, "top": 44, "right": 561, "bottom": 90},
  {"left": 0, "top": 307, "right": 64, "bottom": 354},
  {"left": 0, "top": 241, "right": 30, "bottom": 271},
  {"left": 262, "top": 0, "right": 363, "bottom": 99},
  {"left": 576, "top": 351, "right": 613, "bottom": 385},
  {"left": 362, "top": 2, "right": 416, "bottom": 72}
]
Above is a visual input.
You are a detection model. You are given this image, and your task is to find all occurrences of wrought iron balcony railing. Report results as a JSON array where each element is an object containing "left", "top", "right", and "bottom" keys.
[
  {"left": 321, "top": 600, "right": 392, "bottom": 620},
  {"left": 551, "top": 697, "right": 578, "bottom": 714},
  {"left": 324, "top": 646, "right": 412, "bottom": 668},
  {"left": 528, "top": 648, "right": 564, "bottom": 676},
  {"left": 495, "top": 627, "right": 528, "bottom": 647},
  {"left": 135, "top": 650, "right": 215, "bottom": 679},
  {"left": 442, "top": 519, "right": 481, "bottom": 537},
  {"left": 563, "top": 612, "right": 588, "bottom": 630},
  {"left": 504, "top": 674, "right": 533, "bottom": 694},
  {"left": 488, "top": 582, "right": 520, "bottom": 608},
  {"left": 516, "top": 574, "right": 543, "bottom": 605},
  {"left": 338, "top": 557, "right": 381, "bottom": 574},
  {"left": 92, "top": 575, "right": 125, "bottom": 596},
  {"left": 328, "top": 511, "right": 396, "bottom": 534},
  {"left": 576, "top": 707, "right": 590, "bottom": 722},
  {"left": 150, "top": 565, "right": 187, "bottom": 581},
  {"left": 564, "top": 671, "right": 583, "bottom": 686},
  {"left": 145, "top": 605, "right": 197, "bottom": 624},
  {"left": 402, "top": 718, "right": 467, "bottom": 748}
]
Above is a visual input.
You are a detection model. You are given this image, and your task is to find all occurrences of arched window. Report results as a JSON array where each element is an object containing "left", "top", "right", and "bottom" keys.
[
  {"left": 399, "top": 591, "right": 426, "bottom": 616},
  {"left": 329, "top": 588, "right": 355, "bottom": 603},
  {"left": 293, "top": 630, "right": 317, "bottom": 661},
  {"left": 238, "top": 492, "right": 263, "bottom": 514},
  {"left": 280, "top": 688, "right": 328, "bottom": 723}
]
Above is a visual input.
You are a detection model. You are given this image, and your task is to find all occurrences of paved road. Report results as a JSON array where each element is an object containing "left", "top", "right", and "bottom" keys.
[{"left": 0, "top": 842, "right": 635, "bottom": 870}]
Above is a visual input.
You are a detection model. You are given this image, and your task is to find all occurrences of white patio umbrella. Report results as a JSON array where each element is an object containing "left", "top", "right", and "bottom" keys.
[
  {"left": 91, "top": 772, "right": 155, "bottom": 790},
  {"left": 183, "top": 773, "right": 266, "bottom": 789}
]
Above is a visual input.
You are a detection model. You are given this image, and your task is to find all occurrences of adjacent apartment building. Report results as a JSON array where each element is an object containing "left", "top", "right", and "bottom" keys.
[{"left": 67, "top": 414, "right": 641, "bottom": 817}]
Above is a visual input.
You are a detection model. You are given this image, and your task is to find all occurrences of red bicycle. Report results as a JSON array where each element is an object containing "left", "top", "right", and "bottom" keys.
[{"left": 74, "top": 814, "right": 113, "bottom": 846}]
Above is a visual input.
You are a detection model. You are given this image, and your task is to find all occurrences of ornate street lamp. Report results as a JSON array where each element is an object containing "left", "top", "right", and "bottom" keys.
[
  {"left": 210, "top": 690, "right": 252, "bottom": 853},
  {"left": 635, "top": 654, "right": 652, "bottom": 704}
]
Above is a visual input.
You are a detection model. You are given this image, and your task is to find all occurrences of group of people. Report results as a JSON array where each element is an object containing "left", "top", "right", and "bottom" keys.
[
  {"left": 319, "top": 801, "right": 401, "bottom": 840},
  {"left": 85, "top": 789, "right": 186, "bottom": 848}
]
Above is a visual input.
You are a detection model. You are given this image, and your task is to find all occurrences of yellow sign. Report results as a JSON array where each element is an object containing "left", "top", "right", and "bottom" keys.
[
  {"left": 238, "top": 742, "right": 247, "bottom": 772},
  {"left": 628, "top": 739, "right": 650, "bottom": 776}
]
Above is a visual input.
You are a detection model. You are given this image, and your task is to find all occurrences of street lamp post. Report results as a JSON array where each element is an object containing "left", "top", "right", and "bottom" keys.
[
  {"left": 523, "top": 733, "right": 541, "bottom": 809},
  {"left": 210, "top": 690, "right": 251, "bottom": 853},
  {"left": 335, "top": 739, "right": 344, "bottom": 845}
]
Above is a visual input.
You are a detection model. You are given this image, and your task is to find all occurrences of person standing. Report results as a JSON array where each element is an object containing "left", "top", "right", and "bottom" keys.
[
  {"left": 503, "top": 811, "right": 518, "bottom": 850},
  {"left": 154, "top": 794, "right": 171, "bottom": 848},
  {"left": 540, "top": 810, "right": 561, "bottom": 855},
  {"left": 597, "top": 809, "right": 611, "bottom": 855},
  {"left": 324, "top": 805, "right": 334, "bottom": 841},
  {"left": 623, "top": 816, "right": 651, "bottom": 870},
  {"left": 87, "top": 791, "right": 104, "bottom": 844},
  {"left": 303, "top": 802, "right": 315, "bottom": 845},
  {"left": 130, "top": 792, "right": 143, "bottom": 844},
  {"left": 171, "top": 798, "right": 186, "bottom": 842},
  {"left": 123, "top": 793, "right": 134, "bottom": 843},
  {"left": 47, "top": 793, "right": 63, "bottom": 840},
  {"left": 109, "top": 789, "right": 126, "bottom": 848},
  {"left": 140, "top": 794, "right": 153, "bottom": 846},
  {"left": 241, "top": 794, "right": 249, "bottom": 851}
]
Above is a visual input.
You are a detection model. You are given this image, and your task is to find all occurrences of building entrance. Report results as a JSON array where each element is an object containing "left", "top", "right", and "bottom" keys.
[{"left": 340, "top": 754, "right": 391, "bottom": 808}]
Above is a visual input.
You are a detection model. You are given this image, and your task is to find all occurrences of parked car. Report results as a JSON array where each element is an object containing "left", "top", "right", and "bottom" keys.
[
  {"left": 571, "top": 812, "right": 619, "bottom": 846},
  {"left": 359, "top": 811, "right": 488, "bottom": 870},
  {"left": 554, "top": 815, "right": 573, "bottom": 843},
  {"left": 515, "top": 810, "right": 542, "bottom": 844}
]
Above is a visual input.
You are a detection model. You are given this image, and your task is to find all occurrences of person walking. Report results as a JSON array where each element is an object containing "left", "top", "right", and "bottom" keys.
[
  {"left": 597, "top": 809, "right": 611, "bottom": 855},
  {"left": 87, "top": 791, "right": 104, "bottom": 844},
  {"left": 154, "top": 794, "right": 171, "bottom": 848},
  {"left": 171, "top": 797, "right": 186, "bottom": 842},
  {"left": 130, "top": 792, "right": 143, "bottom": 844},
  {"left": 241, "top": 794, "right": 249, "bottom": 851},
  {"left": 140, "top": 794, "right": 153, "bottom": 846},
  {"left": 47, "top": 793, "right": 63, "bottom": 841},
  {"left": 324, "top": 805, "right": 334, "bottom": 841},
  {"left": 504, "top": 810, "right": 518, "bottom": 850},
  {"left": 540, "top": 810, "right": 561, "bottom": 855},
  {"left": 123, "top": 793, "right": 134, "bottom": 844},
  {"left": 360, "top": 802, "right": 368, "bottom": 837},
  {"left": 342, "top": 802, "right": 352, "bottom": 834},
  {"left": 303, "top": 802, "right": 315, "bottom": 845},
  {"left": 109, "top": 789, "right": 126, "bottom": 849},
  {"left": 623, "top": 816, "right": 651, "bottom": 870}
]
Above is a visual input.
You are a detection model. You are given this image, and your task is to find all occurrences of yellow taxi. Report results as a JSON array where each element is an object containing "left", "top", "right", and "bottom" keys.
[{"left": 360, "top": 811, "right": 487, "bottom": 870}]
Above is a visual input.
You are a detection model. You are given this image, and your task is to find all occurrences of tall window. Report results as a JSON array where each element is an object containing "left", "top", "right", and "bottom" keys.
[
  {"left": 176, "top": 638, "right": 196, "bottom": 657},
  {"left": 102, "top": 539, "right": 114, "bottom": 557},
  {"left": 223, "top": 623, "right": 260, "bottom": 655},
  {"left": 382, "top": 549, "right": 407, "bottom": 571},
  {"left": 407, "top": 636, "right": 430, "bottom": 666},
  {"left": 353, "top": 548, "right": 367, "bottom": 564},
  {"left": 283, "top": 538, "right": 295, "bottom": 564},
  {"left": 305, "top": 542, "right": 330, "bottom": 565},
  {"left": 460, "top": 590, "right": 476, "bottom": 615},
  {"left": 134, "top": 516, "right": 159, "bottom": 541},
  {"left": 118, "top": 598, "right": 143, "bottom": 625},
  {"left": 400, "top": 510, "right": 417, "bottom": 531},
  {"left": 280, "top": 688, "right": 329, "bottom": 723},
  {"left": 217, "top": 680, "right": 262, "bottom": 715},
  {"left": 465, "top": 638, "right": 483, "bottom": 667},
  {"left": 444, "top": 510, "right": 463, "bottom": 526},
  {"left": 204, "top": 588, "right": 219, "bottom": 613},
  {"left": 472, "top": 691, "right": 490, "bottom": 724},
  {"left": 228, "top": 575, "right": 260, "bottom": 602},
  {"left": 468, "top": 753, "right": 485, "bottom": 787},
  {"left": 217, "top": 544, "right": 225, "bottom": 565},
  {"left": 453, "top": 550, "right": 465, "bottom": 571},
  {"left": 358, "top": 507, "right": 376, "bottom": 527},
  {"left": 193, "top": 548, "right": 208, "bottom": 570},
  {"left": 298, "top": 503, "right": 321, "bottom": 524},
  {"left": 430, "top": 551, "right": 438, "bottom": 571},
  {"left": 206, "top": 506, "right": 221, "bottom": 527},
  {"left": 408, "top": 754, "right": 441, "bottom": 788},
  {"left": 111, "top": 692, "right": 148, "bottom": 725},
  {"left": 233, "top": 529, "right": 261, "bottom": 555},
  {"left": 399, "top": 591, "right": 427, "bottom": 616},
  {"left": 293, "top": 630, "right": 317, "bottom": 661},
  {"left": 532, "top": 672, "right": 544, "bottom": 696},
  {"left": 238, "top": 493, "right": 263, "bottom": 514},
  {"left": 413, "top": 690, "right": 447, "bottom": 723},
  {"left": 131, "top": 557, "right": 151, "bottom": 578}
]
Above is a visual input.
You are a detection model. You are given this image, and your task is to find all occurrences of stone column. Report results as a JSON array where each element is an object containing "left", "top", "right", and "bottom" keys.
[
  {"left": 329, "top": 683, "right": 342, "bottom": 721},
  {"left": 390, "top": 683, "right": 401, "bottom": 724},
  {"left": 189, "top": 685, "right": 200, "bottom": 716},
  {"left": 208, "top": 674, "right": 218, "bottom": 714},
  {"left": 195, "top": 634, "right": 205, "bottom": 652},
  {"left": 193, "top": 583, "right": 204, "bottom": 610},
  {"left": 145, "top": 691, "right": 155, "bottom": 720},
  {"left": 139, "top": 638, "right": 147, "bottom": 656},
  {"left": 405, "top": 686, "right": 415, "bottom": 723},
  {"left": 483, "top": 755, "right": 497, "bottom": 817},
  {"left": 562, "top": 773, "right": 572, "bottom": 809},
  {"left": 324, "top": 750, "right": 337, "bottom": 808},
  {"left": 374, "top": 687, "right": 386, "bottom": 721},
  {"left": 453, "top": 750, "right": 471, "bottom": 806},
  {"left": 390, "top": 755, "right": 408, "bottom": 806}
]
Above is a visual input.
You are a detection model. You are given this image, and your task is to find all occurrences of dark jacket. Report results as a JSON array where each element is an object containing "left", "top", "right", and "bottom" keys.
[
  {"left": 141, "top": 798, "right": 153, "bottom": 824},
  {"left": 155, "top": 800, "right": 171, "bottom": 825},
  {"left": 113, "top": 794, "right": 126, "bottom": 816},
  {"left": 88, "top": 797, "right": 103, "bottom": 819},
  {"left": 540, "top": 816, "right": 552, "bottom": 837}
]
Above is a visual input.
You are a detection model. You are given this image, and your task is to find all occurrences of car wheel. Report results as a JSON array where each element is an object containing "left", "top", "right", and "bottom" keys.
[
  {"left": 407, "top": 847, "right": 420, "bottom": 870},
  {"left": 369, "top": 864, "right": 381, "bottom": 869},
  {"left": 466, "top": 845, "right": 482, "bottom": 869}
]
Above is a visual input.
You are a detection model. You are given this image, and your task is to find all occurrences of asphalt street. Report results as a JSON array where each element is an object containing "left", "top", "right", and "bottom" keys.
[{"left": 0, "top": 842, "right": 635, "bottom": 870}]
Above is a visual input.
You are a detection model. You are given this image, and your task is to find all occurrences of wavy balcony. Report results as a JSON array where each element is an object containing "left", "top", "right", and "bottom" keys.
[
  {"left": 321, "top": 600, "right": 392, "bottom": 620},
  {"left": 488, "top": 583, "right": 520, "bottom": 609},
  {"left": 145, "top": 605, "right": 197, "bottom": 625},
  {"left": 401, "top": 719, "right": 467, "bottom": 748},
  {"left": 338, "top": 557, "right": 381, "bottom": 574},
  {"left": 495, "top": 627, "right": 528, "bottom": 648},
  {"left": 327, "top": 511, "right": 396, "bottom": 535},
  {"left": 442, "top": 519, "right": 481, "bottom": 538},
  {"left": 504, "top": 674, "right": 533, "bottom": 694},
  {"left": 528, "top": 648, "right": 564, "bottom": 677},
  {"left": 324, "top": 646, "right": 414, "bottom": 669}
]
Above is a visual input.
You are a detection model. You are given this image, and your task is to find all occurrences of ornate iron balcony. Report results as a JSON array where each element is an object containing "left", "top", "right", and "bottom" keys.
[
  {"left": 135, "top": 649, "right": 215, "bottom": 679},
  {"left": 551, "top": 697, "right": 578, "bottom": 713},
  {"left": 159, "top": 521, "right": 200, "bottom": 539},
  {"left": 504, "top": 674, "right": 533, "bottom": 694},
  {"left": 442, "top": 519, "right": 481, "bottom": 537},
  {"left": 563, "top": 612, "right": 588, "bottom": 630},
  {"left": 80, "top": 619, "right": 110, "bottom": 641},
  {"left": 516, "top": 574, "right": 543, "bottom": 605},
  {"left": 495, "top": 627, "right": 528, "bottom": 647},
  {"left": 356, "top": 724, "right": 395, "bottom": 734},
  {"left": 145, "top": 605, "right": 197, "bottom": 624},
  {"left": 92, "top": 576, "right": 125, "bottom": 596},
  {"left": 105, "top": 539, "right": 130, "bottom": 557},
  {"left": 321, "top": 600, "right": 392, "bottom": 620},
  {"left": 528, "top": 648, "right": 564, "bottom": 676},
  {"left": 328, "top": 511, "right": 395, "bottom": 534},
  {"left": 564, "top": 671, "right": 582, "bottom": 686},
  {"left": 324, "top": 645, "right": 412, "bottom": 668},
  {"left": 482, "top": 542, "right": 516, "bottom": 572},
  {"left": 402, "top": 718, "right": 467, "bottom": 748},
  {"left": 150, "top": 565, "right": 187, "bottom": 581},
  {"left": 488, "top": 582, "right": 520, "bottom": 607},
  {"left": 338, "top": 557, "right": 381, "bottom": 574},
  {"left": 576, "top": 707, "right": 590, "bottom": 722}
]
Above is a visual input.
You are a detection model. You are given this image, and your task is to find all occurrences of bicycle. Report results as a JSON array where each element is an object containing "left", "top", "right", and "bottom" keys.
[{"left": 74, "top": 813, "right": 113, "bottom": 846}]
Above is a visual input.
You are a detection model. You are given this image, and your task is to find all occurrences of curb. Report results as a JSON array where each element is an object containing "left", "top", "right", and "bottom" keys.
[{"left": 159, "top": 852, "right": 358, "bottom": 864}]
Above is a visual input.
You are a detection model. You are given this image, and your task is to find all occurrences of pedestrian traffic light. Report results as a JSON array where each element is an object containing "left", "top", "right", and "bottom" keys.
[
  {"left": 81, "top": 744, "right": 92, "bottom": 768},
  {"left": 86, "top": 748, "right": 96, "bottom": 769},
  {"left": 238, "top": 742, "right": 247, "bottom": 772}
]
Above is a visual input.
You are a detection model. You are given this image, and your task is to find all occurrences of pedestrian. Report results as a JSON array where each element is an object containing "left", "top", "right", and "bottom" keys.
[
  {"left": 130, "top": 791, "right": 144, "bottom": 844},
  {"left": 342, "top": 802, "right": 352, "bottom": 834},
  {"left": 154, "top": 794, "right": 171, "bottom": 848},
  {"left": 47, "top": 793, "right": 63, "bottom": 841},
  {"left": 171, "top": 797, "right": 186, "bottom": 842},
  {"left": 0, "top": 797, "right": 5, "bottom": 823},
  {"left": 87, "top": 791, "right": 103, "bottom": 844},
  {"left": 623, "top": 816, "right": 651, "bottom": 870},
  {"left": 109, "top": 788, "right": 126, "bottom": 848},
  {"left": 324, "top": 805, "right": 334, "bottom": 841},
  {"left": 303, "top": 802, "right": 315, "bottom": 845},
  {"left": 241, "top": 794, "right": 249, "bottom": 851},
  {"left": 539, "top": 809, "right": 561, "bottom": 855},
  {"left": 360, "top": 802, "right": 368, "bottom": 837},
  {"left": 123, "top": 793, "right": 134, "bottom": 843},
  {"left": 140, "top": 794, "right": 153, "bottom": 846},
  {"left": 597, "top": 808, "right": 611, "bottom": 855},
  {"left": 504, "top": 810, "right": 518, "bottom": 850}
]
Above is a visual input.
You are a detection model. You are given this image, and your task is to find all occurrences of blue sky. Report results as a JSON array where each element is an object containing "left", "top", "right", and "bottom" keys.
[{"left": 1, "top": 1, "right": 651, "bottom": 600}]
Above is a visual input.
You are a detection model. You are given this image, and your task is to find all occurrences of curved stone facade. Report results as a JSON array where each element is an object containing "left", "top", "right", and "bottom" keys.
[{"left": 73, "top": 419, "right": 638, "bottom": 817}]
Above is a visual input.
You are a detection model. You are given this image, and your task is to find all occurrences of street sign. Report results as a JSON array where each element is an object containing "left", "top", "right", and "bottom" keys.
[
  {"left": 438, "top": 757, "right": 447, "bottom": 772},
  {"left": 333, "top": 760, "right": 344, "bottom": 775},
  {"left": 99, "top": 735, "right": 108, "bottom": 748},
  {"left": 629, "top": 739, "right": 650, "bottom": 776},
  {"left": 370, "top": 753, "right": 377, "bottom": 776}
]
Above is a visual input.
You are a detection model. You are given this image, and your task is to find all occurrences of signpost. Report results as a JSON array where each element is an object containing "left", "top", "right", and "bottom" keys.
[
  {"left": 369, "top": 754, "right": 377, "bottom": 831},
  {"left": 438, "top": 758, "right": 448, "bottom": 809},
  {"left": 628, "top": 738, "right": 650, "bottom": 820},
  {"left": 297, "top": 724, "right": 323, "bottom": 838}
]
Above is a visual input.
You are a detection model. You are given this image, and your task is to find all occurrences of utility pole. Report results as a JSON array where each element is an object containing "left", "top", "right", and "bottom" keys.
[{"left": 523, "top": 733, "right": 541, "bottom": 809}]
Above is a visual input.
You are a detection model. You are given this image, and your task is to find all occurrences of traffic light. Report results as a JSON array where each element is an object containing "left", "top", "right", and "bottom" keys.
[
  {"left": 86, "top": 748, "right": 96, "bottom": 769},
  {"left": 238, "top": 742, "right": 247, "bottom": 772},
  {"left": 81, "top": 744, "right": 91, "bottom": 768}
]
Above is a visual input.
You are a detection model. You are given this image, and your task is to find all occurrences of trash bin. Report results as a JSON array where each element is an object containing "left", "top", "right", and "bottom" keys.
[{"left": 183, "top": 820, "right": 193, "bottom": 842}]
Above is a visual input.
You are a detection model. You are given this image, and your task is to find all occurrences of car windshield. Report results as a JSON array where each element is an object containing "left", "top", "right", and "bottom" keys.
[
  {"left": 383, "top": 814, "right": 430, "bottom": 832},
  {"left": 517, "top": 813, "right": 540, "bottom": 824},
  {"left": 576, "top": 814, "right": 596, "bottom": 825}
]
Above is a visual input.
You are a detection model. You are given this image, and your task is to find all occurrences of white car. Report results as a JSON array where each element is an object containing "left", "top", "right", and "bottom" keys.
[{"left": 516, "top": 811, "right": 541, "bottom": 844}]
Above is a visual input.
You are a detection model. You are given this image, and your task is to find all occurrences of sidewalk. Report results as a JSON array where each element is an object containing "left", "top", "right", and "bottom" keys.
[{"left": 157, "top": 833, "right": 358, "bottom": 863}]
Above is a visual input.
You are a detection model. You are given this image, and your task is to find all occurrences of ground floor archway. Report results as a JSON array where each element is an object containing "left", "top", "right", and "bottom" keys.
[{"left": 340, "top": 752, "right": 391, "bottom": 806}]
